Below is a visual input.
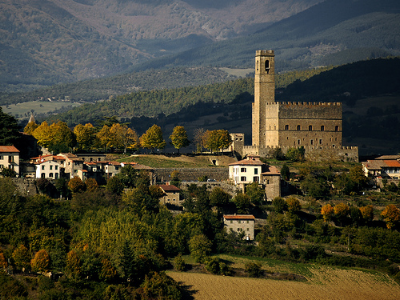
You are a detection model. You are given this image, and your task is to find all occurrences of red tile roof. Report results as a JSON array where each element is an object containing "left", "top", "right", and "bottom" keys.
[
  {"left": 229, "top": 157, "right": 264, "bottom": 166},
  {"left": 159, "top": 184, "right": 180, "bottom": 192},
  {"left": 0, "top": 145, "right": 19, "bottom": 153},
  {"left": 223, "top": 215, "right": 255, "bottom": 220},
  {"left": 384, "top": 160, "right": 400, "bottom": 168}
]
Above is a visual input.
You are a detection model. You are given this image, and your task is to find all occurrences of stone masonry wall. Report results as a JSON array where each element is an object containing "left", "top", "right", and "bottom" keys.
[{"left": 154, "top": 168, "right": 229, "bottom": 183}]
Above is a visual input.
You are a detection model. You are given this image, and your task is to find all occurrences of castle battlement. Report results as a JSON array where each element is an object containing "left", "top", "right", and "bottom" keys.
[
  {"left": 256, "top": 50, "right": 274, "bottom": 56},
  {"left": 265, "top": 101, "right": 341, "bottom": 106}
]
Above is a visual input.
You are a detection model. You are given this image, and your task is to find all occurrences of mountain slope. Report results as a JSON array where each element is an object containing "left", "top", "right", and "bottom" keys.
[
  {"left": 133, "top": 0, "right": 400, "bottom": 72},
  {"left": 0, "top": 0, "right": 320, "bottom": 92}
]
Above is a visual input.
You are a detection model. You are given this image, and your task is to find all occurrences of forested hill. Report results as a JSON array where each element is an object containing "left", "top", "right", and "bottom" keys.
[
  {"left": 45, "top": 57, "right": 400, "bottom": 129},
  {"left": 0, "top": 67, "right": 235, "bottom": 106}
]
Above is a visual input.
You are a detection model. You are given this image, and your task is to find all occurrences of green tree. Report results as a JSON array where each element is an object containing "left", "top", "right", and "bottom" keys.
[
  {"left": 280, "top": 163, "right": 290, "bottom": 181},
  {"left": 65, "top": 250, "right": 81, "bottom": 280},
  {"left": 74, "top": 123, "right": 96, "bottom": 151},
  {"left": 301, "top": 174, "right": 330, "bottom": 199},
  {"left": 170, "top": 126, "right": 190, "bottom": 153},
  {"left": 286, "top": 196, "right": 301, "bottom": 214},
  {"left": 106, "top": 176, "right": 125, "bottom": 195},
  {"left": 173, "top": 254, "right": 186, "bottom": 272},
  {"left": 203, "top": 129, "right": 232, "bottom": 153},
  {"left": 209, "top": 187, "right": 231, "bottom": 209},
  {"left": 12, "top": 245, "right": 31, "bottom": 272},
  {"left": 272, "top": 197, "right": 287, "bottom": 213},
  {"left": 0, "top": 107, "right": 20, "bottom": 145},
  {"left": 245, "top": 262, "right": 263, "bottom": 278},
  {"left": 189, "top": 234, "right": 212, "bottom": 263},
  {"left": 140, "top": 124, "right": 166, "bottom": 152},
  {"left": 85, "top": 178, "right": 98, "bottom": 192},
  {"left": 334, "top": 203, "right": 350, "bottom": 225},
  {"left": 246, "top": 182, "right": 265, "bottom": 206},
  {"left": 285, "top": 146, "right": 305, "bottom": 162},
  {"left": 233, "top": 193, "right": 251, "bottom": 214},
  {"left": 348, "top": 165, "right": 368, "bottom": 192}
]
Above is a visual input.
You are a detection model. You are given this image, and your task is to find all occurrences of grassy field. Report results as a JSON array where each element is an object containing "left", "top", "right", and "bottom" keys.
[
  {"left": 169, "top": 255, "right": 400, "bottom": 300},
  {"left": 1, "top": 100, "right": 81, "bottom": 120},
  {"left": 118, "top": 154, "right": 236, "bottom": 168}
]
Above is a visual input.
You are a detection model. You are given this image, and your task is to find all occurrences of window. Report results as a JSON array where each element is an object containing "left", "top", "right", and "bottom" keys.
[
  {"left": 230, "top": 220, "right": 233, "bottom": 224},
  {"left": 297, "top": 125, "right": 300, "bottom": 131},
  {"left": 297, "top": 140, "right": 301, "bottom": 145},
  {"left": 55, "top": 174, "right": 59, "bottom": 179},
  {"left": 238, "top": 220, "right": 241, "bottom": 224},
  {"left": 241, "top": 176, "right": 247, "bottom": 182},
  {"left": 266, "top": 180, "right": 270, "bottom": 184},
  {"left": 41, "top": 173, "right": 45, "bottom": 178},
  {"left": 285, "top": 125, "right": 289, "bottom": 130},
  {"left": 253, "top": 176, "right": 259, "bottom": 182},
  {"left": 0, "top": 156, "right": 2, "bottom": 160},
  {"left": 265, "top": 60, "right": 270, "bottom": 73},
  {"left": 247, "top": 228, "right": 250, "bottom": 231},
  {"left": 49, "top": 173, "right": 53, "bottom": 178},
  {"left": 319, "top": 139, "right": 322, "bottom": 145},
  {"left": 309, "top": 125, "right": 313, "bottom": 131},
  {"left": 247, "top": 220, "right": 249, "bottom": 224},
  {"left": 42, "top": 165, "right": 45, "bottom": 170},
  {"left": 241, "top": 168, "right": 246, "bottom": 172},
  {"left": 115, "top": 166, "right": 119, "bottom": 171},
  {"left": 55, "top": 166, "right": 58, "bottom": 170},
  {"left": 310, "top": 140, "right": 314, "bottom": 145},
  {"left": 335, "top": 126, "right": 339, "bottom": 132},
  {"left": 254, "top": 169, "right": 258, "bottom": 175},
  {"left": 50, "top": 165, "right": 53, "bottom": 170},
  {"left": 321, "top": 125, "right": 325, "bottom": 131}
]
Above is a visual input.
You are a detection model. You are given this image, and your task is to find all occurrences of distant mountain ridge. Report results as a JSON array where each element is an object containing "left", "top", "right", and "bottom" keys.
[{"left": 0, "top": 0, "right": 321, "bottom": 92}]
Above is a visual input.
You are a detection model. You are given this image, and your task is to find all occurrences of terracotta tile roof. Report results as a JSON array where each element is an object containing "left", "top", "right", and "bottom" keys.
[
  {"left": 159, "top": 184, "right": 180, "bottom": 192},
  {"left": 384, "top": 160, "right": 400, "bottom": 168},
  {"left": 262, "top": 165, "right": 280, "bottom": 175},
  {"left": 375, "top": 155, "right": 400, "bottom": 160},
  {"left": 229, "top": 157, "right": 265, "bottom": 166},
  {"left": 0, "top": 145, "right": 19, "bottom": 153},
  {"left": 223, "top": 215, "right": 255, "bottom": 220}
]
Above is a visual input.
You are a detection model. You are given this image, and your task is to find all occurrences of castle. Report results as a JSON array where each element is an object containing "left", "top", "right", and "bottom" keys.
[{"left": 231, "top": 50, "right": 358, "bottom": 162}]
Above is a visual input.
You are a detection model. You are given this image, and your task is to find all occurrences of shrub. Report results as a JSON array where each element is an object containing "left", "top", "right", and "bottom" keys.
[
  {"left": 173, "top": 254, "right": 186, "bottom": 272},
  {"left": 245, "top": 262, "right": 263, "bottom": 278}
]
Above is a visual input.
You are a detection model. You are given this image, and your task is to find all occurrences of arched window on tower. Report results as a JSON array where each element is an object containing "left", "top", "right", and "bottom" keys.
[
  {"left": 297, "top": 125, "right": 301, "bottom": 131},
  {"left": 285, "top": 125, "right": 289, "bottom": 130},
  {"left": 335, "top": 126, "right": 339, "bottom": 132},
  {"left": 309, "top": 125, "right": 313, "bottom": 131},
  {"left": 321, "top": 125, "right": 325, "bottom": 131},
  {"left": 265, "top": 60, "right": 270, "bottom": 74}
]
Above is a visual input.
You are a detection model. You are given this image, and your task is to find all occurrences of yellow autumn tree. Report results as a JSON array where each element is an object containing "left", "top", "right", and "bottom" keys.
[
  {"left": 321, "top": 204, "right": 334, "bottom": 222},
  {"left": 100, "top": 258, "right": 117, "bottom": 282},
  {"left": 24, "top": 121, "right": 39, "bottom": 135},
  {"left": 0, "top": 252, "right": 7, "bottom": 269},
  {"left": 381, "top": 204, "right": 400, "bottom": 229},
  {"left": 109, "top": 123, "right": 139, "bottom": 153},
  {"left": 31, "top": 249, "right": 50, "bottom": 273},
  {"left": 32, "top": 121, "right": 54, "bottom": 148},
  {"left": 140, "top": 124, "right": 166, "bottom": 152},
  {"left": 68, "top": 176, "right": 86, "bottom": 193},
  {"left": 74, "top": 123, "right": 96, "bottom": 150},
  {"left": 359, "top": 205, "right": 374, "bottom": 222},
  {"left": 97, "top": 125, "right": 113, "bottom": 151},
  {"left": 334, "top": 203, "right": 350, "bottom": 225},
  {"left": 286, "top": 196, "right": 301, "bottom": 213},
  {"left": 65, "top": 250, "right": 81, "bottom": 279},
  {"left": 170, "top": 125, "right": 190, "bottom": 153}
]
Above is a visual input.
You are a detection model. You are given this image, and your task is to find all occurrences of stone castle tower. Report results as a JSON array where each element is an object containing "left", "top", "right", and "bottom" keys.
[{"left": 233, "top": 50, "right": 358, "bottom": 162}]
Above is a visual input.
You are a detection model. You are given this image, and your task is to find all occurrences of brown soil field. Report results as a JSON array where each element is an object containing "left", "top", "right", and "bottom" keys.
[{"left": 169, "top": 266, "right": 400, "bottom": 300}]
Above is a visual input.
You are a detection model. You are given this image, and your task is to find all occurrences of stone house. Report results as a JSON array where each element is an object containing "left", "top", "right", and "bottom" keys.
[
  {"left": 158, "top": 184, "right": 182, "bottom": 206},
  {"left": 223, "top": 215, "right": 255, "bottom": 240},
  {"left": 0, "top": 145, "right": 20, "bottom": 175}
]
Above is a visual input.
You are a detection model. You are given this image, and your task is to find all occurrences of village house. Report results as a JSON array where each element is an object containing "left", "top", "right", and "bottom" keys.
[
  {"left": 158, "top": 184, "right": 182, "bottom": 206},
  {"left": 228, "top": 155, "right": 281, "bottom": 200},
  {"left": 0, "top": 145, "right": 20, "bottom": 176},
  {"left": 223, "top": 214, "right": 255, "bottom": 240},
  {"left": 362, "top": 155, "right": 400, "bottom": 187}
]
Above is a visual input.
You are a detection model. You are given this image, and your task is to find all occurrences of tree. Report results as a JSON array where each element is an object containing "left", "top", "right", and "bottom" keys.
[
  {"left": 85, "top": 178, "right": 98, "bottom": 192},
  {"left": 106, "top": 176, "right": 125, "bottom": 195},
  {"left": 246, "top": 182, "right": 265, "bottom": 206},
  {"left": 193, "top": 128, "right": 206, "bottom": 153},
  {"left": 359, "top": 205, "right": 374, "bottom": 223},
  {"left": 49, "top": 121, "right": 75, "bottom": 153},
  {"left": 0, "top": 168, "right": 17, "bottom": 178},
  {"left": 280, "top": 164, "right": 290, "bottom": 181},
  {"left": 170, "top": 126, "right": 190, "bottom": 153},
  {"left": 31, "top": 249, "right": 50, "bottom": 273},
  {"left": 348, "top": 165, "right": 368, "bottom": 192},
  {"left": 173, "top": 254, "right": 186, "bottom": 272},
  {"left": 233, "top": 193, "right": 251, "bottom": 214},
  {"left": 321, "top": 204, "right": 334, "bottom": 222},
  {"left": 203, "top": 129, "right": 232, "bottom": 153},
  {"left": 245, "top": 262, "right": 263, "bottom": 278},
  {"left": 100, "top": 258, "right": 117, "bottom": 282},
  {"left": 0, "top": 107, "right": 20, "bottom": 145},
  {"left": 97, "top": 125, "right": 113, "bottom": 151},
  {"left": 68, "top": 176, "right": 86, "bottom": 193},
  {"left": 285, "top": 147, "right": 305, "bottom": 162},
  {"left": 12, "top": 245, "right": 31, "bottom": 272},
  {"left": 24, "top": 121, "right": 39, "bottom": 136},
  {"left": 286, "top": 196, "right": 301, "bottom": 214},
  {"left": 140, "top": 124, "right": 166, "bottom": 152},
  {"left": 33, "top": 121, "right": 54, "bottom": 149},
  {"left": 334, "top": 203, "right": 350, "bottom": 225},
  {"left": 74, "top": 123, "right": 96, "bottom": 151},
  {"left": 381, "top": 204, "right": 400, "bottom": 229},
  {"left": 109, "top": 123, "right": 139, "bottom": 153},
  {"left": 272, "top": 197, "right": 287, "bottom": 213},
  {"left": 0, "top": 252, "right": 7, "bottom": 269},
  {"left": 209, "top": 187, "right": 231, "bottom": 209},
  {"left": 189, "top": 234, "right": 212, "bottom": 263},
  {"left": 301, "top": 174, "right": 330, "bottom": 199},
  {"left": 65, "top": 250, "right": 81, "bottom": 280}
]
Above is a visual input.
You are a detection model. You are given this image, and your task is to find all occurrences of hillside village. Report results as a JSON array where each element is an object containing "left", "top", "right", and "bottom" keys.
[{"left": 1, "top": 51, "right": 400, "bottom": 299}]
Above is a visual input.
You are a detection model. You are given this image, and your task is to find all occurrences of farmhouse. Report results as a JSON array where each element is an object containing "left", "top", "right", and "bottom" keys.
[
  {"left": 223, "top": 214, "right": 255, "bottom": 240},
  {"left": 362, "top": 155, "right": 400, "bottom": 187},
  {"left": 158, "top": 184, "right": 182, "bottom": 206}
]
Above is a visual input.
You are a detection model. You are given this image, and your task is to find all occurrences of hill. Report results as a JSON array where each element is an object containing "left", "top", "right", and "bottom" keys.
[{"left": 0, "top": 0, "right": 320, "bottom": 93}]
